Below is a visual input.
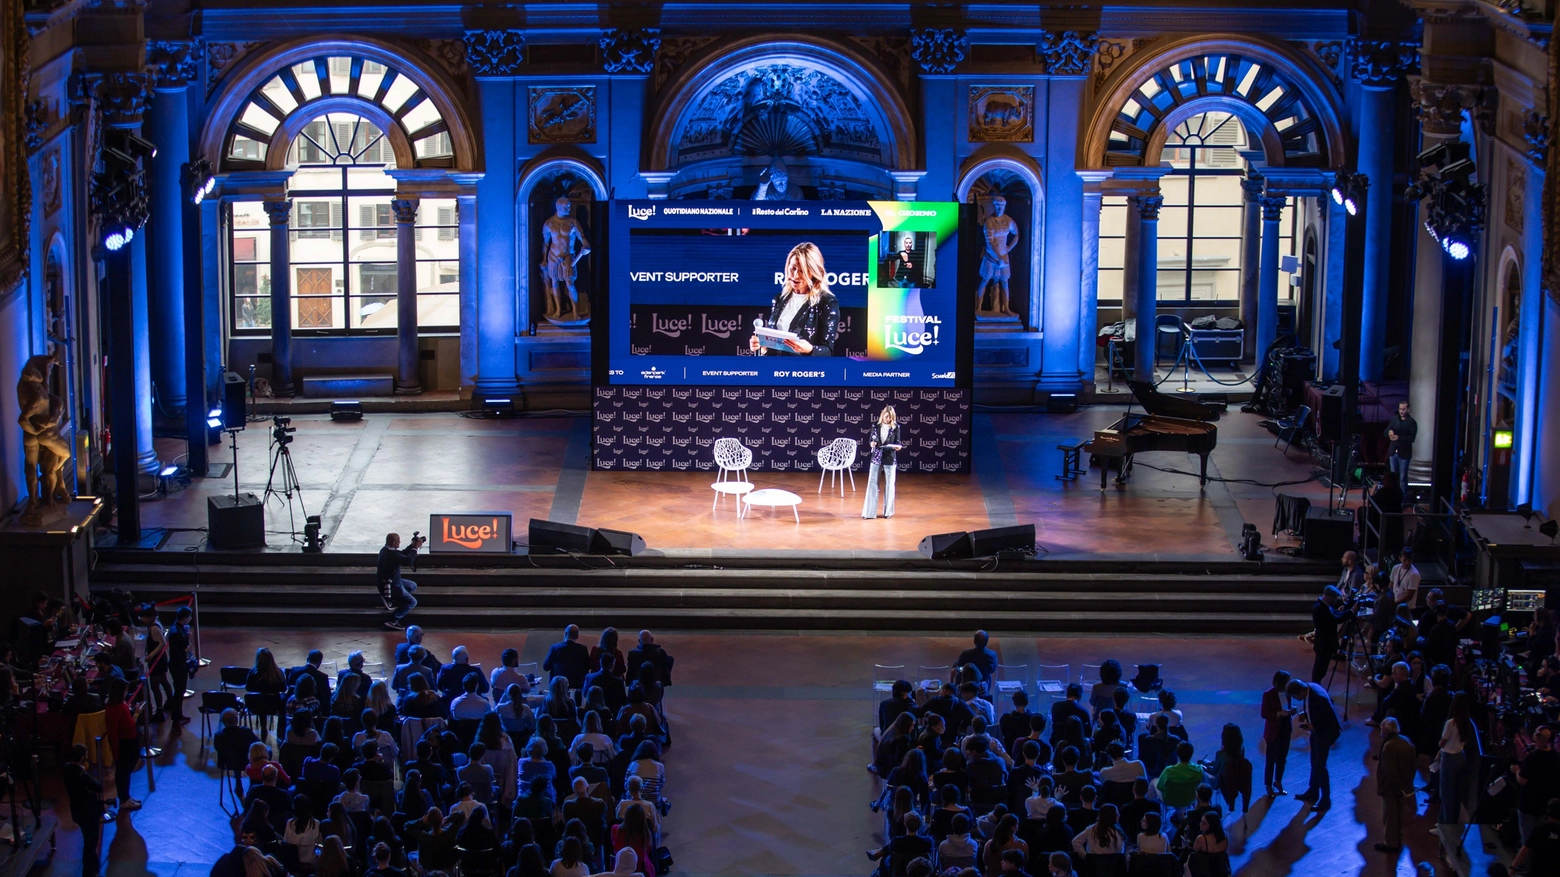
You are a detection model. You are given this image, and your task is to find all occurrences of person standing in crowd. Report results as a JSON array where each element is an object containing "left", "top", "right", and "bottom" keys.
[
  {"left": 1288, "top": 677, "right": 1340, "bottom": 811},
  {"left": 1390, "top": 548, "right": 1421, "bottom": 612},
  {"left": 136, "top": 604, "right": 172, "bottom": 723},
  {"left": 63, "top": 743, "right": 105, "bottom": 877},
  {"left": 166, "top": 605, "right": 193, "bottom": 726},
  {"left": 957, "top": 631, "right": 999, "bottom": 685},
  {"left": 1261, "top": 670, "right": 1294, "bottom": 796},
  {"left": 1385, "top": 400, "right": 1416, "bottom": 487},
  {"left": 1511, "top": 797, "right": 1560, "bottom": 877},
  {"left": 1310, "top": 586, "right": 1351, "bottom": 684},
  {"left": 379, "top": 531, "right": 426, "bottom": 631},
  {"left": 1374, "top": 717, "right": 1417, "bottom": 853},
  {"left": 862, "top": 405, "right": 902, "bottom": 520},
  {"left": 1337, "top": 551, "right": 1365, "bottom": 596},
  {"left": 105, "top": 678, "right": 141, "bottom": 811},
  {"left": 544, "top": 625, "right": 591, "bottom": 697},
  {"left": 1512, "top": 725, "right": 1559, "bottom": 841}
]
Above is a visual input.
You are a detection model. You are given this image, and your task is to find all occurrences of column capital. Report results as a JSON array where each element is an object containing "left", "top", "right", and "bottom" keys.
[
  {"left": 86, "top": 71, "right": 155, "bottom": 128},
  {"left": 1346, "top": 38, "right": 1418, "bottom": 87},
  {"left": 1135, "top": 194, "right": 1164, "bottom": 220},
  {"left": 599, "top": 28, "right": 661, "bottom": 74},
  {"left": 1410, "top": 79, "right": 1480, "bottom": 137},
  {"left": 1037, "top": 30, "right": 1098, "bottom": 77},
  {"left": 146, "top": 39, "right": 204, "bottom": 89},
  {"left": 1259, "top": 195, "right": 1286, "bottom": 221},
  {"left": 910, "top": 28, "right": 968, "bottom": 74},
  {"left": 263, "top": 199, "right": 292, "bottom": 225},
  {"left": 391, "top": 198, "right": 420, "bottom": 224},
  {"left": 1241, "top": 177, "right": 1266, "bottom": 200},
  {"left": 464, "top": 29, "right": 526, "bottom": 77},
  {"left": 1524, "top": 110, "right": 1550, "bottom": 164}
]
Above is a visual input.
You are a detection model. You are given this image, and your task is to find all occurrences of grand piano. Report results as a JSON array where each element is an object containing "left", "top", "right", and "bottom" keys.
[{"left": 1083, "top": 380, "right": 1220, "bottom": 488}]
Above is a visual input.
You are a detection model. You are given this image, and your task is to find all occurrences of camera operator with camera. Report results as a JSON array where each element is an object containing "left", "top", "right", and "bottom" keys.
[
  {"left": 1310, "top": 585, "right": 1355, "bottom": 684},
  {"left": 379, "top": 530, "right": 427, "bottom": 631}
]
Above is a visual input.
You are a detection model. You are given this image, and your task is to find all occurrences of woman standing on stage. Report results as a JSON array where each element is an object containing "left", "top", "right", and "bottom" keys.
[
  {"left": 863, "top": 406, "right": 902, "bottom": 519},
  {"left": 748, "top": 241, "right": 841, "bottom": 356}
]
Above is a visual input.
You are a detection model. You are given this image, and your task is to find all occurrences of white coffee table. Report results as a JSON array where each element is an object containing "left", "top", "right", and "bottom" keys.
[
  {"left": 711, "top": 481, "right": 753, "bottom": 513},
  {"left": 741, "top": 488, "right": 803, "bottom": 522}
]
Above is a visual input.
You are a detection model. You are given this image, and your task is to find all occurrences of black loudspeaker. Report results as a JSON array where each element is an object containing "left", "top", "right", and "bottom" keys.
[
  {"left": 207, "top": 493, "right": 265, "bottom": 549},
  {"left": 591, "top": 528, "right": 645, "bottom": 556},
  {"left": 969, "top": 524, "right": 1036, "bottom": 557},
  {"left": 222, "top": 371, "right": 247, "bottom": 430},
  {"left": 1301, "top": 507, "right": 1355, "bottom": 559},
  {"left": 919, "top": 531, "right": 974, "bottom": 560},
  {"left": 528, "top": 519, "right": 595, "bottom": 555},
  {"left": 1316, "top": 384, "right": 1345, "bottom": 442},
  {"left": 1046, "top": 393, "right": 1078, "bottom": 413}
]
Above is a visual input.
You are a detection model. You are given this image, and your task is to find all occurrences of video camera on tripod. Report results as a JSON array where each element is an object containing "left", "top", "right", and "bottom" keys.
[{"left": 271, "top": 415, "right": 296, "bottom": 446}]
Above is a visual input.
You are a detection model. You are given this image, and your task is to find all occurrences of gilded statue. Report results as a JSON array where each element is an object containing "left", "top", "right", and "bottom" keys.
[{"left": 18, "top": 350, "right": 71, "bottom": 521}]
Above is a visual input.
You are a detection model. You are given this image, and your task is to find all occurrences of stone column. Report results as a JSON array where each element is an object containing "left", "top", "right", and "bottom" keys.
[
  {"left": 264, "top": 199, "right": 295, "bottom": 396},
  {"left": 1133, "top": 194, "right": 1163, "bottom": 381},
  {"left": 451, "top": 179, "right": 481, "bottom": 392},
  {"left": 1409, "top": 81, "right": 1479, "bottom": 478},
  {"left": 465, "top": 30, "right": 525, "bottom": 397},
  {"left": 392, "top": 197, "right": 422, "bottom": 394},
  {"left": 1348, "top": 39, "right": 1413, "bottom": 382},
  {"left": 145, "top": 41, "right": 200, "bottom": 416},
  {"left": 1078, "top": 171, "right": 1112, "bottom": 384},
  {"left": 1256, "top": 194, "right": 1286, "bottom": 367},
  {"left": 1320, "top": 189, "right": 1349, "bottom": 380},
  {"left": 1515, "top": 147, "right": 1547, "bottom": 506},
  {"left": 1038, "top": 31, "right": 1096, "bottom": 389},
  {"left": 1238, "top": 177, "right": 1265, "bottom": 361}
]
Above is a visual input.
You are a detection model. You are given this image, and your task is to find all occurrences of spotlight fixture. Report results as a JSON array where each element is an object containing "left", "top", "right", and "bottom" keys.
[
  {"left": 93, "top": 130, "right": 153, "bottom": 251},
  {"left": 479, "top": 396, "right": 515, "bottom": 418},
  {"left": 1330, "top": 169, "right": 1367, "bottom": 217},
  {"left": 1409, "top": 138, "right": 1485, "bottom": 264},
  {"left": 330, "top": 400, "right": 364, "bottom": 422},
  {"left": 183, "top": 157, "right": 217, "bottom": 205}
]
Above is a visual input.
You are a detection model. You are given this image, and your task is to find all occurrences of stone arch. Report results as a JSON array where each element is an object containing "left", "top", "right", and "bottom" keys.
[
  {"left": 956, "top": 150, "right": 1045, "bottom": 325},
  {"left": 518, "top": 153, "right": 609, "bottom": 326},
  {"left": 645, "top": 35, "right": 915, "bottom": 198},
  {"left": 1083, "top": 36, "right": 1344, "bottom": 170},
  {"left": 199, "top": 36, "right": 477, "bottom": 172}
]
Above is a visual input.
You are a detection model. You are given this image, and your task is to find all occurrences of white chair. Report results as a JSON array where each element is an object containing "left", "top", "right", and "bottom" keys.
[
  {"left": 994, "top": 664, "right": 1028, "bottom": 710},
  {"left": 816, "top": 438, "right": 858, "bottom": 496},
  {"left": 1037, "top": 663, "right": 1071, "bottom": 702},
  {"left": 713, "top": 437, "right": 753, "bottom": 485},
  {"left": 872, "top": 664, "right": 905, "bottom": 725}
]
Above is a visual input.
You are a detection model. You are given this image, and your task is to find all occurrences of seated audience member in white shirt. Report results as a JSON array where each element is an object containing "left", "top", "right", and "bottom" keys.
[
  {"left": 1099, "top": 743, "right": 1148, "bottom": 783},
  {"left": 491, "top": 648, "right": 532, "bottom": 696},
  {"left": 1134, "top": 812, "right": 1170, "bottom": 854},
  {"left": 450, "top": 674, "right": 494, "bottom": 720}
]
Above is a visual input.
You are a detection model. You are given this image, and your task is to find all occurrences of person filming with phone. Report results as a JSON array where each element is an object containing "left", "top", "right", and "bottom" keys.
[{"left": 380, "top": 531, "right": 427, "bottom": 630}]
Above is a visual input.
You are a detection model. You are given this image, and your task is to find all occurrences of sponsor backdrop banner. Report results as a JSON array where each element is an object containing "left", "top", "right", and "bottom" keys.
[
  {"left": 599, "top": 201, "right": 970, "bottom": 388},
  {"left": 592, "top": 386, "right": 970, "bottom": 474}
]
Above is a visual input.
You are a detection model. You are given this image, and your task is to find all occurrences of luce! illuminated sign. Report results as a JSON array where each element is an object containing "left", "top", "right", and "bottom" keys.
[{"left": 429, "top": 512, "right": 513, "bottom": 554}]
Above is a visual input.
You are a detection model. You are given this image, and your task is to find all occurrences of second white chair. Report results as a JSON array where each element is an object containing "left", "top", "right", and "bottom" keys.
[{"left": 816, "top": 437, "right": 858, "bottom": 496}]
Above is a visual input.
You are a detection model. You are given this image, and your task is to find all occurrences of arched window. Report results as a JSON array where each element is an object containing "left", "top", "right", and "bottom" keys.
[
  {"left": 223, "top": 54, "right": 453, "bottom": 169},
  {"left": 1097, "top": 112, "right": 1295, "bottom": 306},
  {"left": 229, "top": 112, "right": 459, "bottom": 335}
]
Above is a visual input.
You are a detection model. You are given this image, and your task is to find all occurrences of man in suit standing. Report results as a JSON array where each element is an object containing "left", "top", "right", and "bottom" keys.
[
  {"left": 956, "top": 631, "right": 999, "bottom": 684},
  {"left": 1288, "top": 678, "right": 1341, "bottom": 811},
  {"left": 1310, "top": 586, "right": 1351, "bottom": 684},
  {"left": 1374, "top": 717, "right": 1417, "bottom": 853},
  {"left": 543, "top": 624, "right": 591, "bottom": 695},
  {"left": 63, "top": 744, "right": 105, "bottom": 877}
]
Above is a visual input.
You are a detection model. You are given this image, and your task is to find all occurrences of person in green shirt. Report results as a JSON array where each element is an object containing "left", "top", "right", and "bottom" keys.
[{"left": 1153, "top": 741, "right": 1206, "bottom": 817}]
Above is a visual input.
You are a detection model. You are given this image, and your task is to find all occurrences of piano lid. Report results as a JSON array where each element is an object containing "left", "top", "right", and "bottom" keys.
[{"left": 1126, "top": 380, "right": 1221, "bottom": 422}]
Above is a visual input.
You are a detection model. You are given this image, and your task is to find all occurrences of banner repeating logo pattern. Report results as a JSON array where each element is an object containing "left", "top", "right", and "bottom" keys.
[{"left": 593, "top": 387, "right": 970, "bottom": 473}]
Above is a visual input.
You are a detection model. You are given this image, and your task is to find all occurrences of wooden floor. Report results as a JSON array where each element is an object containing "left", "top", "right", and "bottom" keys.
[{"left": 140, "top": 405, "right": 1335, "bottom": 559}]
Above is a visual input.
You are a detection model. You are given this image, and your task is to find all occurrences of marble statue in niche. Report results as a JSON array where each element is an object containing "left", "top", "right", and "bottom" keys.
[
  {"left": 752, "top": 156, "right": 801, "bottom": 200},
  {"left": 541, "top": 195, "right": 593, "bottom": 323},
  {"left": 976, "top": 194, "right": 1020, "bottom": 317},
  {"left": 18, "top": 350, "right": 71, "bottom": 523}
]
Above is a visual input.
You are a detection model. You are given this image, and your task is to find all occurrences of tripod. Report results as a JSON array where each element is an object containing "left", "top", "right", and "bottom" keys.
[
  {"left": 263, "top": 434, "right": 306, "bottom": 542},
  {"left": 1326, "top": 606, "right": 1373, "bottom": 720}
]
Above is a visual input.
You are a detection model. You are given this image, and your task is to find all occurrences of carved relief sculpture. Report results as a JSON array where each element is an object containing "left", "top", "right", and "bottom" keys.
[
  {"left": 672, "top": 64, "right": 885, "bottom": 166},
  {"left": 18, "top": 351, "right": 71, "bottom": 522},
  {"left": 911, "top": 29, "right": 967, "bottom": 74},
  {"left": 528, "top": 86, "right": 596, "bottom": 143},
  {"left": 976, "top": 195, "right": 1020, "bottom": 318},
  {"left": 968, "top": 87, "right": 1033, "bottom": 142},
  {"left": 464, "top": 29, "right": 526, "bottom": 77},
  {"left": 541, "top": 196, "right": 592, "bottom": 324},
  {"left": 1037, "top": 30, "right": 1098, "bottom": 76},
  {"left": 600, "top": 28, "right": 661, "bottom": 74},
  {"left": 1, "top": 0, "right": 31, "bottom": 294}
]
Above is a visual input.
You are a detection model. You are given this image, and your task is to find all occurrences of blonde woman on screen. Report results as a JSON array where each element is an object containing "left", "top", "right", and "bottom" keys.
[
  {"left": 748, "top": 241, "right": 841, "bottom": 356},
  {"left": 863, "top": 406, "right": 903, "bottom": 519}
]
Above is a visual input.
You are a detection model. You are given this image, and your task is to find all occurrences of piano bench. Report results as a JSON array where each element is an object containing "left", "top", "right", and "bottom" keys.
[{"left": 1056, "top": 440, "right": 1088, "bottom": 482}]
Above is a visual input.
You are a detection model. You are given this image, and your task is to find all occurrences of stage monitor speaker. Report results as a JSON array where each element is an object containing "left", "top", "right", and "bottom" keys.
[
  {"left": 1046, "top": 393, "right": 1079, "bottom": 414},
  {"left": 591, "top": 527, "right": 645, "bottom": 557},
  {"left": 1301, "top": 506, "right": 1355, "bottom": 559},
  {"left": 919, "top": 531, "right": 974, "bottom": 560},
  {"left": 969, "top": 524, "right": 1036, "bottom": 557},
  {"left": 222, "top": 372, "right": 247, "bottom": 430},
  {"left": 528, "top": 519, "right": 595, "bottom": 555},
  {"left": 207, "top": 493, "right": 264, "bottom": 549}
]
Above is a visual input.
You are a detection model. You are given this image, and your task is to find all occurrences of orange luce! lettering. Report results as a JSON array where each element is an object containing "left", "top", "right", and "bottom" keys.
[{"left": 441, "top": 517, "right": 499, "bottom": 549}]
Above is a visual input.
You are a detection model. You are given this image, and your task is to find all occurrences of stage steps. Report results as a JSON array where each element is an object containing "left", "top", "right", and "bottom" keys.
[{"left": 88, "top": 551, "right": 1333, "bottom": 634}]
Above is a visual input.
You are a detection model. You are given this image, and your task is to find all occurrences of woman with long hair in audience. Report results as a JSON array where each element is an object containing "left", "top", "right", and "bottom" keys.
[
  {"left": 246, "top": 647, "right": 288, "bottom": 739},
  {"left": 370, "top": 813, "right": 407, "bottom": 868},
  {"left": 931, "top": 747, "right": 968, "bottom": 799},
  {"left": 401, "top": 672, "right": 446, "bottom": 719},
  {"left": 1071, "top": 803, "right": 1125, "bottom": 857},
  {"left": 516, "top": 843, "right": 550, "bottom": 877},
  {"left": 558, "top": 819, "right": 599, "bottom": 873},
  {"left": 551, "top": 835, "right": 589, "bottom": 877},
  {"left": 499, "top": 682, "right": 538, "bottom": 738},
  {"left": 313, "top": 836, "right": 352, "bottom": 877},
  {"left": 545, "top": 676, "right": 578, "bottom": 722},
  {"left": 611, "top": 803, "right": 657, "bottom": 877},
  {"left": 400, "top": 768, "right": 434, "bottom": 818},
  {"left": 625, "top": 740, "right": 666, "bottom": 800},
  {"left": 886, "top": 785, "right": 918, "bottom": 839},
  {"left": 1154, "top": 690, "right": 1183, "bottom": 728},
  {"left": 284, "top": 793, "right": 321, "bottom": 867},
  {"left": 876, "top": 747, "right": 929, "bottom": 813},
  {"left": 330, "top": 673, "right": 364, "bottom": 724},
  {"left": 591, "top": 628, "right": 627, "bottom": 681},
  {"left": 1090, "top": 710, "right": 1121, "bottom": 769},
  {"left": 477, "top": 711, "right": 517, "bottom": 803},
  {"left": 1438, "top": 691, "right": 1480, "bottom": 824},
  {"left": 1053, "top": 716, "right": 1090, "bottom": 770},
  {"left": 287, "top": 674, "right": 321, "bottom": 718},
  {"left": 980, "top": 813, "right": 1026, "bottom": 877},
  {"left": 320, "top": 800, "right": 356, "bottom": 856},
  {"left": 244, "top": 741, "right": 291, "bottom": 788},
  {"left": 286, "top": 708, "right": 320, "bottom": 747},
  {"left": 322, "top": 716, "right": 353, "bottom": 770},
  {"left": 1208, "top": 722, "right": 1250, "bottom": 814},
  {"left": 365, "top": 679, "right": 398, "bottom": 726},
  {"left": 583, "top": 686, "right": 616, "bottom": 735},
  {"left": 928, "top": 782, "right": 974, "bottom": 844},
  {"left": 634, "top": 660, "right": 664, "bottom": 709},
  {"left": 874, "top": 711, "right": 915, "bottom": 778},
  {"left": 459, "top": 803, "right": 500, "bottom": 852},
  {"left": 571, "top": 710, "right": 617, "bottom": 766},
  {"left": 1190, "top": 811, "right": 1230, "bottom": 875},
  {"left": 241, "top": 845, "right": 287, "bottom": 877},
  {"left": 239, "top": 798, "right": 277, "bottom": 848}
]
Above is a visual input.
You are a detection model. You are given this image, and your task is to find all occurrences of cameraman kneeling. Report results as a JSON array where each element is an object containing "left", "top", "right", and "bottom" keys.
[{"left": 380, "top": 531, "right": 427, "bottom": 631}]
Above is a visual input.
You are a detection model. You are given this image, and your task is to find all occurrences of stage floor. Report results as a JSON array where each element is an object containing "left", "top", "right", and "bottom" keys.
[{"left": 136, "top": 404, "right": 1338, "bottom": 560}]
